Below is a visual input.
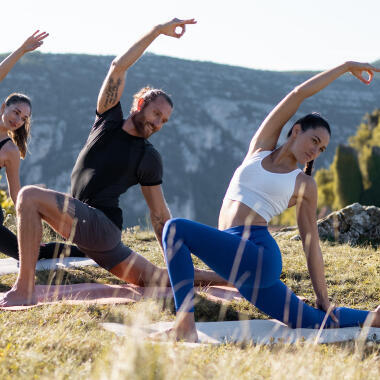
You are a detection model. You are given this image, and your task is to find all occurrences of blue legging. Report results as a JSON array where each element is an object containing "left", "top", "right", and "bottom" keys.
[{"left": 162, "top": 218, "right": 369, "bottom": 329}]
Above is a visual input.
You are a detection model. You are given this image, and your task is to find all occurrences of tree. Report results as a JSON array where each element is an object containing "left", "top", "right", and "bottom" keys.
[
  {"left": 360, "top": 146, "right": 380, "bottom": 207},
  {"left": 332, "top": 145, "right": 363, "bottom": 209}
]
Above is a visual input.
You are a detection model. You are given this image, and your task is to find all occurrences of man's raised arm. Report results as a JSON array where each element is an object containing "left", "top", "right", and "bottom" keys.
[{"left": 97, "top": 18, "right": 196, "bottom": 114}]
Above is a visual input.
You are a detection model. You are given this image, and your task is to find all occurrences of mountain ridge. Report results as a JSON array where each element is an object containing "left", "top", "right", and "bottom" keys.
[{"left": 0, "top": 52, "right": 379, "bottom": 227}]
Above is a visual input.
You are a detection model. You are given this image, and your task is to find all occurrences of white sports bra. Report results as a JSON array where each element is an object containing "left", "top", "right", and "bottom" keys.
[{"left": 224, "top": 150, "right": 302, "bottom": 222}]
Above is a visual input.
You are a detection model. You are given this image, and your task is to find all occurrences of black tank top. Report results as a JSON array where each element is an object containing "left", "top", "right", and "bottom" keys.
[{"left": 0, "top": 138, "right": 11, "bottom": 169}]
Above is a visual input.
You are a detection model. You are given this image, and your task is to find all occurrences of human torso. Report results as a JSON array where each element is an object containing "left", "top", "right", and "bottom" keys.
[
  {"left": 71, "top": 103, "right": 163, "bottom": 230},
  {"left": 219, "top": 150, "right": 303, "bottom": 229}
]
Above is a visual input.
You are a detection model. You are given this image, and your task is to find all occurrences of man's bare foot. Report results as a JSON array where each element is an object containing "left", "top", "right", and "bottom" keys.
[
  {"left": 150, "top": 327, "right": 199, "bottom": 343},
  {"left": 0, "top": 288, "right": 37, "bottom": 307}
]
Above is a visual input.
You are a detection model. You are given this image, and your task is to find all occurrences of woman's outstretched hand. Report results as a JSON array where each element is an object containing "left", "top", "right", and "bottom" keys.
[
  {"left": 316, "top": 298, "right": 339, "bottom": 323},
  {"left": 157, "top": 18, "right": 197, "bottom": 39},
  {"left": 20, "top": 30, "right": 49, "bottom": 53},
  {"left": 346, "top": 61, "right": 380, "bottom": 84}
]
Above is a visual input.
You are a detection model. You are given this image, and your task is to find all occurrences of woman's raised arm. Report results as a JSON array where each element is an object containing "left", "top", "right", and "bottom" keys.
[
  {"left": 248, "top": 61, "right": 380, "bottom": 156},
  {"left": 0, "top": 31, "right": 48, "bottom": 82}
]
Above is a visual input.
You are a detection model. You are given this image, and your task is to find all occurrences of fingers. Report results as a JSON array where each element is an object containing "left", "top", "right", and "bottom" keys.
[
  {"left": 366, "top": 70, "right": 374, "bottom": 84},
  {"left": 353, "top": 70, "right": 373, "bottom": 84},
  {"left": 30, "top": 30, "right": 49, "bottom": 41},
  {"left": 330, "top": 312, "right": 338, "bottom": 323},
  {"left": 351, "top": 68, "right": 373, "bottom": 84},
  {"left": 172, "top": 18, "right": 197, "bottom": 26},
  {"left": 175, "top": 25, "right": 186, "bottom": 38},
  {"left": 172, "top": 18, "right": 196, "bottom": 37},
  {"left": 325, "top": 303, "right": 338, "bottom": 323},
  {"left": 366, "top": 63, "right": 380, "bottom": 73},
  {"left": 35, "top": 31, "right": 49, "bottom": 42}
]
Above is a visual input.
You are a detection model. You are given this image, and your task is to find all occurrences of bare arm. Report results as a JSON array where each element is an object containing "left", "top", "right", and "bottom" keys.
[
  {"left": 97, "top": 18, "right": 196, "bottom": 114},
  {"left": 4, "top": 147, "right": 21, "bottom": 205},
  {"left": 248, "top": 61, "right": 380, "bottom": 155},
  {"left": 296, "top": 175, "right": 337, "bottom": 321},
  {"left": 141, "top": 185, "right": 172, "bottom": 252},
  {"left": 0, "top": 31, "right": 49, "bottom": 82}
]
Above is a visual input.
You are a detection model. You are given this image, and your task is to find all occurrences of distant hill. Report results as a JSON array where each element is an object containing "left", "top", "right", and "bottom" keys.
[{"left": 1, "top": 52, "right": 379, "bottom": 227}]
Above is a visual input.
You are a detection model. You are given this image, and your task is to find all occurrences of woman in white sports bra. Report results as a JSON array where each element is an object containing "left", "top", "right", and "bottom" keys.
[{"left": 159, "top": 61, "right": 380, "bottom": 342}]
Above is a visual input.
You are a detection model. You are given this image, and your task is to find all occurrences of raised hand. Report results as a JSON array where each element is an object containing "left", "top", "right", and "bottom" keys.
[
  {"left": 346, "top": 61, "right": 380, "bottom": 84},
  {"left": 20, "top": 30, "right": 49, "bottom": 53},
  {"left": 157, "top": 18, "right": 197, "bottom": 38}
]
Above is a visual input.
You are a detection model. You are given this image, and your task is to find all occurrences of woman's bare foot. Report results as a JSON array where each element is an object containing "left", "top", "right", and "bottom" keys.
[
  {"left": 370, "top": 306, "right": 380, "bottom": 327},
  {"left": 0, "top": 288, "right": 37, "bottom": 307},
  {"left": 150, "top": 326, "right": 199, "bottom": 343},
  {"left": 150, "top": 312, "right": 199, "bottom": 342}
]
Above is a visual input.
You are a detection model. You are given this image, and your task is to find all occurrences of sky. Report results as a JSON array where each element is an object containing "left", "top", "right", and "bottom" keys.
[{"left": 1, "top": 0, "right": 380, "bottom": 71}]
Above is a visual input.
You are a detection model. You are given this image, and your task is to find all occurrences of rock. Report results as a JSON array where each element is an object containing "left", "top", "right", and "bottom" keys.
[
  {"left": 275, "top": 203, "right": 380, "bottom": 246},
  {"left": 317, "top": 203, "right": 380, "bottom": 245}
]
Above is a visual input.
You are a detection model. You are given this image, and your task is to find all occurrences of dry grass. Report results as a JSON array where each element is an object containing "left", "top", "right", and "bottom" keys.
[{"left": 0, "top": 226, "right": 378, "bottom": 379}]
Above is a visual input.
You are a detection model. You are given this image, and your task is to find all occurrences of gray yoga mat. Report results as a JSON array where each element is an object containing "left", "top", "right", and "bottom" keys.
[
  {"left": 0, "top": 257, "right": 98, "bottom": 276},
  {"left": 101, "top": 319, "right": 380, "bottom": 345}
]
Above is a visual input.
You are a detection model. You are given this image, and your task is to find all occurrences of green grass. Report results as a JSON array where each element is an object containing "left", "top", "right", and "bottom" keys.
[{"left": 0, "top": 226, "right": 379, "bottom": 379}]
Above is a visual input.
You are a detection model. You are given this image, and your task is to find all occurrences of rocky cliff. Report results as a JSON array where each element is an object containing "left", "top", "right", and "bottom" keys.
[{"left": 1, "top": 52, "right": 379, "bottom": 227}]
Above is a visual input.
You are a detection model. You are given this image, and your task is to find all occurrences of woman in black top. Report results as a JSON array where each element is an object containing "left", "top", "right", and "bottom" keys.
[{"left": 0, "top": 31, "right": 83, "bottom": 260}]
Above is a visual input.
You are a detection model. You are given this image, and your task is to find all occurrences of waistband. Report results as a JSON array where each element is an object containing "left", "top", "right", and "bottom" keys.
[{"left": 223, "top": 225, "right": 269, "bottom": 240}]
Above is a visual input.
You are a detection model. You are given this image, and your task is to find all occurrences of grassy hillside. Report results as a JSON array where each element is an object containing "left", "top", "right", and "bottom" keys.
[{"left": 0, "top": 227, "right": 378, "bottom": 379}]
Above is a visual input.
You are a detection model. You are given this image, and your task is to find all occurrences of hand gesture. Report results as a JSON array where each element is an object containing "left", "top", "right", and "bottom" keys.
[
  {"left": 20, "top": 30, "right": 49, "bottom": 53},
  {"left": 157, "top": 18, "right": 197, "bottom": 38},
  {"left": 346, "top": 61, "right": 380, "bottom": 84},
  {"left": 316, "top": 297, "right": 338, "bottom": 323}
]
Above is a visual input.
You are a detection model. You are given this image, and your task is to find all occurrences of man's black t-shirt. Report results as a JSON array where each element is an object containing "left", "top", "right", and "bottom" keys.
[{"left": 71, "top": 102, "right": 163, "bottom": 230}]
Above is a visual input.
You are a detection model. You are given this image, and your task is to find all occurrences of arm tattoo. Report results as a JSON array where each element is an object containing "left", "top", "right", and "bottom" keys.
[{"left": 104, "top": 77, "right": 122, "bottom": 107}]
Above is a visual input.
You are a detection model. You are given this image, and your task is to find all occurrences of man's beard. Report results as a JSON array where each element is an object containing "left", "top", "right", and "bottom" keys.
[{"left": 132, "top": 112, "right": 150, "bottom": 138}]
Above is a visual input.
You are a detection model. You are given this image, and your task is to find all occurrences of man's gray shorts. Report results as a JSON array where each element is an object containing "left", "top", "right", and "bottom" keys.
[{"left": 56, "top": 193, "right": 133, "bottom": 271}]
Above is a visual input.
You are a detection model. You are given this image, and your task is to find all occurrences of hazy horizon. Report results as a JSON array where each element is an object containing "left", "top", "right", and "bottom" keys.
[{"left": 1, "top": 0, "right": 380, "bottom": 72}]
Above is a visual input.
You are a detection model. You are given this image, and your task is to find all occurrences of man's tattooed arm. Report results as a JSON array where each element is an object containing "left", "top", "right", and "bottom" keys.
[
  {"left": 150, "top": 210, "right": 171, "bottom": 252},
  {"left": 97, "top": 70, "right": 125, "bottom": 114},
  {"left": 103, "top": 77, "right": 122, "bottom": 109}
]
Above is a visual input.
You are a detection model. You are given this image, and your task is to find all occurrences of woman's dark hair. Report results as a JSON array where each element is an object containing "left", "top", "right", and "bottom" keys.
[
  {"left": 130, "top": 86, "right": 173, "bottom": 114},
  {"left": 287, "top": 112, "right": 331, "bottom": 176},
  {"left": 4, "top": 93, "right": 32, "bottom": 159}
]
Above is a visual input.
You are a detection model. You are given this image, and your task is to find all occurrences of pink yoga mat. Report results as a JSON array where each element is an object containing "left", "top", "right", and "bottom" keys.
[{"left": 0, "top": 284, "right": 242, "bottom": 310}]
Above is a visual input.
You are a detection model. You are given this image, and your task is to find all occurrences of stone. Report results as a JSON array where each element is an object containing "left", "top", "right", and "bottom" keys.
[{"left": 275, "top": 203, "right": 380, "bottom": 246}]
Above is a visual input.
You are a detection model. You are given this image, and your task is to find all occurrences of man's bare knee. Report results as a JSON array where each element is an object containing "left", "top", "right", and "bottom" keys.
[{"left": 16, "top": 185, "right": 45, "bottom": 214}]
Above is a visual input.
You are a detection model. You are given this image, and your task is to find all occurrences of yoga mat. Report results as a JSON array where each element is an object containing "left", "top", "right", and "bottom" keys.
[
  {"left": 101, "top": 319, "right": 380, "bottom": 345},
  {"left": 0, "top": 284, "right": 242, "bottom": 310},
  {"left": 0, "top": 257, "right": 98, "bottom": 276}
]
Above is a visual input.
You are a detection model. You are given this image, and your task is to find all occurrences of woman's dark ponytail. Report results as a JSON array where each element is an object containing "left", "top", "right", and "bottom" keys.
[{"left": 304, "top": 160, "right": 314, "bottom": 176}]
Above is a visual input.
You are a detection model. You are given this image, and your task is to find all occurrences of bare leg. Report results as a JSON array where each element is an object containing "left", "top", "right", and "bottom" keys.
[
  {"left": 110, "top": 251, "right": 231, "bottom": 287},
  {"left": 110, "top": 251, "right": 169, "bottom": 287},
  {"left": 0, "top": 186, "right": 75, "bottom": 306},
  {"left": 194, "top": 268, "right": 230, "bottom": 286}
]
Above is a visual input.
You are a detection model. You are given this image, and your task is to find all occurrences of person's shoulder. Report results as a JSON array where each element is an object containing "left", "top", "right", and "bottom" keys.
[
  {"left": 3, "top": 140, "right": 20, "bottom": 157},
  {"left": 296, "top": 172, "right": 317, "bottom": 197},
  {"left": 92, "top": 102, "right": 124, "bottom": 134},
  {"left": 1, "top": 140, "right": 21, "bottom": 166},
  {"left": 143, "top": 142, "right": 162, "bottom": 160},
  {"left": 94, "top": 102, "right": 123, "bottom": 125},
  {"left": 95, "top": 102, "right": 123, "bottom": 118}
]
